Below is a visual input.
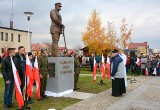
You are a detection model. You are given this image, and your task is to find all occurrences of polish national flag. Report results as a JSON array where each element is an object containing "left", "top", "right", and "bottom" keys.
[
  {"left": 153, "top": 67, "right": 157, "bottom": 76},
  {"left": 26, "top": 54, "right": 34, "bottom": 98},
  {"left": 136, "top": 58, "right": 141, "bottom": 66},
  {"left": 101, "top": 54, "right": 106, "bottom": 78},
  {"left": 11, "top": 57, "right": 24, "bottom": 108},
  {"left": 33, "top": 56, "right": 41, "bottom": 100},
  {"left": 2, "top": 48, "right": 7, "bottom": 58},
  {"left": 145, "top": 68, "right": 148, "bottom": 76},
  {"left": 106, "top": 57, "right": 110, "bottom": 78},
  {"left": 93, "top": 57, "right": 97, "bottom": 82}
]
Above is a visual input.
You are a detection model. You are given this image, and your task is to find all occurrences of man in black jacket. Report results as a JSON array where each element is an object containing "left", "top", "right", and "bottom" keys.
[
  {"left": 89, "top": 53, "right": 94, "bottom": 71},
  {"left": 2, "top": 48, "right": 17, "bottom": 109},
  {"left": 15, "top": 46, "right": 26, "bottom": 95}
]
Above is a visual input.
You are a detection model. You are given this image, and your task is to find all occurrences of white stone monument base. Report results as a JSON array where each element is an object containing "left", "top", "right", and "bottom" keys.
[
  {"left": 46, "top": 57, "right": 74, "bottom": 97},
  {"left": 45, "top": 89, "right": 73, "bottom": 97}
]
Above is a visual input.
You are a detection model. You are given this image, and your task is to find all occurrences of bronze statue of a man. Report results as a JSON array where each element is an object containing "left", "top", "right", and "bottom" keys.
[{"left": 50, "top": 2, "right": 65, "bottom": 57}]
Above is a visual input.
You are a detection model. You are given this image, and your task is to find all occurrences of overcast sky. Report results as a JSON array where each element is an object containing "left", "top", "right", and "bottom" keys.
[{"left": 0, "top": 0, "right": 160, "bottom": 49}]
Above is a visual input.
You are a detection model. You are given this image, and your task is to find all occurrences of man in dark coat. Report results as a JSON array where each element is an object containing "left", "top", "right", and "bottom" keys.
[
  {"left": 50, "top": 2, "right": 65, "bottom": 57},
  {"left": 15, "top": 46, "right": 26, "bottom": 95},
  {"left": 89, "top": 53, "right": 94, "bottom": 71},
  {"left": 110, "top": 49, "right": 126, "bottom": 97},
  {"left": 151, "top": 57, "right": 158, "bottom": 75},
  {"left": 2, "top": 48, "right": 17, "bottom": 109}
]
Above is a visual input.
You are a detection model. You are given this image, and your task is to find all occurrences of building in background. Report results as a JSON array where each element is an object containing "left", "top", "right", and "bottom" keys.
[
  {"left": 0, "top": 26, "right": 31, "bottom": 56},
  {"left": 129, "top": 42, "right": 149, "bottom": 54},
  {"left": 31, "top": 43, "right": 74, "bottom": 56}
]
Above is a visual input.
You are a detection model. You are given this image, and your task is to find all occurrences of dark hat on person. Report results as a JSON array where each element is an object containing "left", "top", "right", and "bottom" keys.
[
  {"left": 28, "top": 52, "right": 32, "bottom": 56},
  {"left": 112, "top": 49, "right": 118, "bottom": 53},
  {"left": 7, "top": 48, "right": 16, "bottom": 51},
  {"left": 55, "top": 2, "right": 62, "bottom": 7}
]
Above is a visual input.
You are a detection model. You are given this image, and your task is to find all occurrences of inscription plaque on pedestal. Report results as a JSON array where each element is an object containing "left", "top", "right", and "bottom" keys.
[{"left": 48, "top": 63, "right": 55, "bottom": 77}]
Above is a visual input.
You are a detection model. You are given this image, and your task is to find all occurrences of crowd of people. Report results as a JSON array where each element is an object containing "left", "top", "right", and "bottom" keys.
[
  {"left": 1, "top": 46, "right": 160, "bottom": 109},
  {"left": 1, "top": 46, "right": 50, "bottom": 110},
  {"left": 76, "top": 49, "right": 160, "bottom": 97},
  {"left": 0, "top": 46, "right": 82, "bottom": 110}
]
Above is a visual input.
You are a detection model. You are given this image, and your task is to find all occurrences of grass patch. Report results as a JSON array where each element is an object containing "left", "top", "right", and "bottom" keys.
[
  {"left": 80, "top": 68, "right": 92, "bottom": 74},
  {"left": 0, "top": 75, "right": 112, "bottom": 109},
  {"left": 0, "top": 78, "right": 80, "bottom": 110},
  {"left": 77, "top": 76, "right": 112, "bottom": 94}
]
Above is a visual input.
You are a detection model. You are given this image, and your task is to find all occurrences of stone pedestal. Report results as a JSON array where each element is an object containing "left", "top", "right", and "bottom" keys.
[{"left": 46, "top": 57, "right": 74, "bottom": 97}]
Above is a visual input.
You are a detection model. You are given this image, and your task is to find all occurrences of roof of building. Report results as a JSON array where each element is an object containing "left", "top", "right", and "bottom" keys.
[
  {"left": 130, "top": 42, "right": 148, "bottom": 49},
  {"left": 31, "top": 43, "right": 41, "bottom": 50},
  {"left": 0, "top": 26, "right": 32, "bottom": 33},
  {"left": 31, "top": 43, "right": 74, "bottom": 52}
]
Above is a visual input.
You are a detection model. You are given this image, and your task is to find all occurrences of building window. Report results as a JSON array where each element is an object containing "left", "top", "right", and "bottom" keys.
[
  {"left": 1, "top": 32, "right": 3, "bottom": 41},
  {"left": 11, "top": 34, "right": 14, "bottom": 41},
  {"left": 18, "top": 34, "right": 21, "bottom": 42},
  {"left": 5, "top": 33, "right": 8, "bottom": 41}
]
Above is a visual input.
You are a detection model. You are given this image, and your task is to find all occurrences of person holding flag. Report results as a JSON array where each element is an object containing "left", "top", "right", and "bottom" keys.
[
  {"left": 26, "top": 52, "right": 34, "bottom": 104},
  {"left": 2, "top": 48, "right": 18, "bottom": 109},
  {"left": 15, "top": 46, "right": 26, "bottom": 95}
]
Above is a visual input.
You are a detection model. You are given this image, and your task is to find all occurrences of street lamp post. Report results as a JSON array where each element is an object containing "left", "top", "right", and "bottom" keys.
[
  {"left": 24, "top": 12, "right": 34, "bottom": 52},
  {"left": 23, "top": 12, "right": 33, "bottom": 110}
]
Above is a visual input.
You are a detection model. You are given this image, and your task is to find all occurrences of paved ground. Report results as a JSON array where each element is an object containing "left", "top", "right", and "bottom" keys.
[
  {"left": 63, "top": 76, "right": 160, "bottom": 110},
  {"left": 64, "top": 91, "right": 95, "bottom": 100}
]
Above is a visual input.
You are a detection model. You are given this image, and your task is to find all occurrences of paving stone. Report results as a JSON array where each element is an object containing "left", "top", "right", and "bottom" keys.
[
  {"left": 125, "top": 106, "right": 151, "bottom": 110},
  {"left": 63, "top": 91, "right": 95, "bottom": 100},
  {"left": 63, "top": 76, "right": 151, "bottom": 110}
]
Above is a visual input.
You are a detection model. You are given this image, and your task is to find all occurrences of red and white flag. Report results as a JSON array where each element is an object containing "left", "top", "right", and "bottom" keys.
[
  {"left": 93, "top": 57, "right": 97, "bottom": 82},
  {"left": 136, "top": 58, "right": 141, "bottom": 66},
  {"left": 11, "top": 57, "right": 24, "bottom": 108},
  {"left": 33, "top": 56, "right": 41, "bottom": 100},
  {"left": 145, "top": 68, "right": 148, "bottom": 76},
  {"left": 101, "top": 54, "right": 106, "bottom": 78},
  {"left": 106, "top": 56, "right": 110, "bottom": 78},
  {"left": 2, "top": 48, "right": 7, "bottom": 58},
  {"left": 26, "top": 54, "right": 34, "bottom": 98},
  {"left": 153, "top": 67, "right": 157, "bottom": 76}
]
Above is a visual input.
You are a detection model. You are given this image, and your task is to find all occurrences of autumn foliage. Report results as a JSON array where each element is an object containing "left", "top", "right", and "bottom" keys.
[
  {"left": 120, "top": 18, "right": 133, "bottom": 50},
  {"left": 82, "top": 10, "right": 108, "bottom": 55},
  {"left": 82, "top": 10, "right": 133, "bottom": 55}
]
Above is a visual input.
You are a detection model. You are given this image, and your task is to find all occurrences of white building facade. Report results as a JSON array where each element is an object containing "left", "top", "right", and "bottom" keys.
[{"left": 0, "top": 26, "right": 32, "bottom": 56}]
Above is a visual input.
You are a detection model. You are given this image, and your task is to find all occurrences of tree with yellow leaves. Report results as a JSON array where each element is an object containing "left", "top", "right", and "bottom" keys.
[
  {"left": 82, "top": 10, "right": 108, "bottom": 55},
  {"left": 120, "top": 18, "right": 133, "bottom": 50},
  {"left": 106, "top": 22, "right": 120, "bottom": 52}
]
